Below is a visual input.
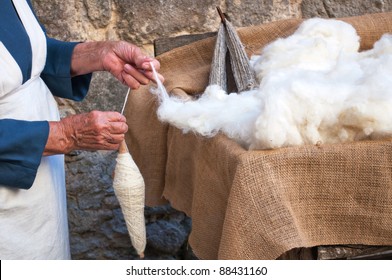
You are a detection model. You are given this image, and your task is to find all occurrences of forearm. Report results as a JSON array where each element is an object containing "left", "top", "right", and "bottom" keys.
[
  {"left": 70, "top": 41, "right": 107, "bottom": 77},
  {"left": 43, "top": 121, "right": 72, "bottom": 156}
]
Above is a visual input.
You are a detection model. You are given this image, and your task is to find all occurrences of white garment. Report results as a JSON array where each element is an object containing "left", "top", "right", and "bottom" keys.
[{"left": 0, "top": 0, "right": 70, "bottom": 259}]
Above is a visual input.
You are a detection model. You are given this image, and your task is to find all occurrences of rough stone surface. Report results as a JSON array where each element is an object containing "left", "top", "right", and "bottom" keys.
[
  {"left": 225, "top": 0, "right": 302, "bottom": 26},
  {"left": 70, "top": 72, "right": 128, "bottom": 114},
  {"left": 83, "top": 0, "right": 112, "bottom": 28},
  {"left": 29, "top": 0, "right": 392, "bottom": 259},
  {"left": 114, "top": 0, "right": 221, "bottom": 45},
  {"left": 301, "top": 0, "right": 392, "bottom": 18},
  {"left": 146, "top": 220, "right": 190, "bottom": 255}
]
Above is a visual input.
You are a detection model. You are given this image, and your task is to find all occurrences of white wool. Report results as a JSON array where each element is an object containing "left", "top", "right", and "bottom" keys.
[
  {"left": 250, "top": 18, "right": 360, "bottom": 81},
  {"left": 151, "top": 18, "right": 392, "bottom": 150},
  {"left": 154, "top": 84, "right": 262, "bottom": 147}
]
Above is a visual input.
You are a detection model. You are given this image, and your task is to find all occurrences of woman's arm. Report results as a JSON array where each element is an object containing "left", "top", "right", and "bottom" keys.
[
  {"left": 70, "top": 41, "right": 164, "bottom": 89},
  {"left": 0, "top": 113, "right": 127, "bottom": 188},
  {"left": 41, "top": 38, "right": 92, "bottom": 101}
]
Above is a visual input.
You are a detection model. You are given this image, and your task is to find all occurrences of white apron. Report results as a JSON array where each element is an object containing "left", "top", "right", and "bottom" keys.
[{"left": 0, "top": 0, "right": 70, "bottom": 259}]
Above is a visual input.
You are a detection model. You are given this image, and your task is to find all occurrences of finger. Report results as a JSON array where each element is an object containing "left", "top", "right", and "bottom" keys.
[
  {"left": 124, "top": 64, "right": 150, "bottom": 85},
  {"left": 121, "top": 72, "right": 141, "bottom": 89},
  {"left": 74, "top": 137, "right": 120, "bottom": 151},
  {"left": 143, "top": 70, "right": 165, "bottom": 83},
  {"left": 121, "top": 68, "right": 151, "bottom": 89},
  {"left": 105, "top": 133, "right": 125, "bottom": 144},
  {"left": 140, "top": 59, "right": 160, "bottom": 71},
  {"left": 100, "top": 143, "right": 121, "bottom": 150},
  {"left": 109, "top": 112, "right": 126, "bottom": 123},
  {"left": 132, "top": 48, "right": 155, "bottom": 69},
  {"left": 109, "top": 121, "right": 128, "bottom": 134},
  {"left": 92, "top": 111, "right": 126, "bottom": 123},
  {"left": 78, "top": 132, "right": 123, "bottom": 149}
]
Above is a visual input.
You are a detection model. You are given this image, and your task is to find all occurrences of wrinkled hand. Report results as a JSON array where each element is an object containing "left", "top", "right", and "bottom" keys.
[
  {"left": 45, "top": 111, "right": 128, "bottom": 155},
  {"left": 101, "top": 41, "right": 164, "bottom": 89}
]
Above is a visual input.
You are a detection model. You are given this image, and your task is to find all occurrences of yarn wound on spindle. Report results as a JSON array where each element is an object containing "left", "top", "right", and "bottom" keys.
[{"left": 113, "top": 140, "right": 146, "bottom": 258}]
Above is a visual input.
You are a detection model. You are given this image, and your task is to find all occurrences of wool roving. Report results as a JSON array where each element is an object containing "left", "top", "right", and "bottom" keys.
[{"left": 151, "top": 18, "right": 392, "bottom": 150}]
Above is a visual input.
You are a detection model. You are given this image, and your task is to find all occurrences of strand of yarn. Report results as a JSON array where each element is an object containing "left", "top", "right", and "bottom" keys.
[
  {"left": 150, "top": 62, "right": 170, "bottom": 102},
  {"left": 224, "top": 20, "right": 256, "bottom": 92},
  {"left": 119, "top": 89, "right": 130, "bottom": 154},
  {"left": 209, "top": 24, "right": 228, "bottom": 91},
  {"left": 112, "top": 152, "right": 146, "bottom": 258},
  {"left": 150, "top": 61, "right": 173, "bottom": 104},
  {"left": 121, "top": 88, "right": 130, "bottom": 115}
]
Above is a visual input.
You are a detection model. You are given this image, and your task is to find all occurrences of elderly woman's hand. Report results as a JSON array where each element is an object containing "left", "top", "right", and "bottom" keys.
[
  {"left": 101, "top": 41, "right": 164, "bottom": 89},
  {"left": 44, "top": 111, "right": 128, "bottom": 155},
  {"left": 71, "top": 41, "right": 164, "bottom": 89}
]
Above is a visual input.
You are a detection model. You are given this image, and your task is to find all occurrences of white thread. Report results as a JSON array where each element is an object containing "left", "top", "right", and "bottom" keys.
[
  {"left": 121, "top": 88, "right": 130, "bottom": 115},
  {"left": 150, "top": 62, "right": 170, "bottom": 102}
]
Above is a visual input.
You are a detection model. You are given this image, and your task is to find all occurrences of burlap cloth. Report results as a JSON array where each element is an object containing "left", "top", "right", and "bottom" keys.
[{"left": 124, "top": 12, "right": 392, "bottom": 260}]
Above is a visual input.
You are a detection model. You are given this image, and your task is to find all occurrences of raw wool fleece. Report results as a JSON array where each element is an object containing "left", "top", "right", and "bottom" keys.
[{"left": 152, "top": 18, "right": 392, "bottom": 150}]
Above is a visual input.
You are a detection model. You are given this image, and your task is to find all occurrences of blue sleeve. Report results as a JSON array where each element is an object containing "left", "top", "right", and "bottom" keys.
[
  {"left": 41, "top": 37, "right": 92, "bottom": 101},
  {"left": 26, "top": 0, "right": 92, "bottom": 101},
  {"left": 0, "top": 119, "right": 49, "bottom": 189}
]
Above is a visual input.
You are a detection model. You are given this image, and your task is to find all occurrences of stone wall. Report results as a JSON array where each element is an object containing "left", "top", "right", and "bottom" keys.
[{"left": 30, "top": 0, "right": 392, "bottom": 259}]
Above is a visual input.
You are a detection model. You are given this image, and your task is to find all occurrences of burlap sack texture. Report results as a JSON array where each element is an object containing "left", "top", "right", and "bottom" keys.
[{"left": 124, "top": 12, "right": 392, "bottom": 260}]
